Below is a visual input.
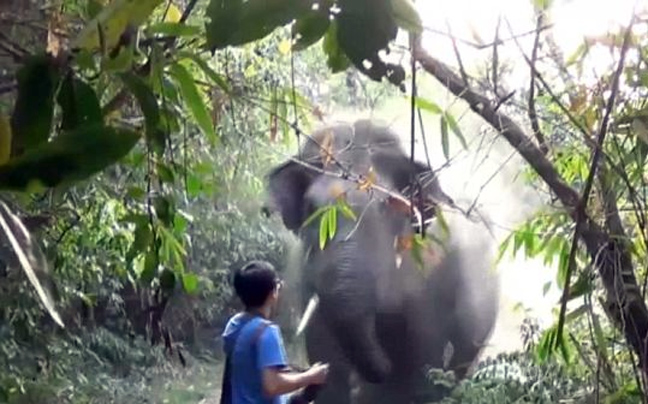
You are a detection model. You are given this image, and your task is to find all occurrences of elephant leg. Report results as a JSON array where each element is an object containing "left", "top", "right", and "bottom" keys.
[
  {"left": 305, "top": 311, "right": 352, "bottom": 404},
  {"left": 446, "top": 328, "right": 486, "bottom": 380}
]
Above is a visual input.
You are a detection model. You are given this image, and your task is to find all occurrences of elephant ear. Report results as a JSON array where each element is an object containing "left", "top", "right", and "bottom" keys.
[{"left": 267, "top": 160, "right": 316, "bottom": 232}]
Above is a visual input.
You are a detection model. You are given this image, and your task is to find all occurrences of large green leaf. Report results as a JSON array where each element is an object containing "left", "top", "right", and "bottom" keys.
[
  {"left": 119, "top": 72, "right": 166, "bottom": 155},
  {"left": 0, "top": 124, "right": 141, "bottom": 191},
  {"left": 292, "top": 7, "right": 331, "bottom": 51},
  {"left": 390, "top": 0, "right": 422, "bottom": 34},
  {"left": 168, "top": 62, "right": 217, "bottom": 143},
  {"left": 205, "top": 0, "right": 310, "bottom": 51},
  {"left": 322, "top": 21, "right": 351, "bottom": 73},
  {"left": 10, "top": 54, "right": 61, "bottom": 154},
  {"left": 335, "top": 0, "right": 405, "bottom": 86},
  {"left": 57, "top": 73, "right": 103, "bottom": 131}
]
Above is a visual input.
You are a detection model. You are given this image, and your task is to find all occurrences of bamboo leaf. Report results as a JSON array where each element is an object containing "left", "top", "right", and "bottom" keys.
[
  {"left": 119, "top": 72, "right": 166, "bottom": 155},
  {"left": 440, "top": 115, "right": 449, "bottom": 160},
  {"left": 169, "top": 62, "right": 218, "bottom": 143}
]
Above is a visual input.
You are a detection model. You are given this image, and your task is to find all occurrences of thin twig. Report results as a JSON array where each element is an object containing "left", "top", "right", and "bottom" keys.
[{"left": 527, "top": 11, "right": 549, "bottom": 155}]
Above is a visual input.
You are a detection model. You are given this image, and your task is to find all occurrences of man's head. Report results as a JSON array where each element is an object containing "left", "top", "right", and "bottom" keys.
[{"left": 233, "top": 260, "right": 283, "bottom": 311}]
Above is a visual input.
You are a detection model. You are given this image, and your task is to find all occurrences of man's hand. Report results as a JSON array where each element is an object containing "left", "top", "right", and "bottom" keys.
[{"left": 304, "top": 362, "right": 329, "bottom": 385}]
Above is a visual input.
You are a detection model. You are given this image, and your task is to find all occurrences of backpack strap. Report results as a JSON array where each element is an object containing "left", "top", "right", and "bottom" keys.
[
  {"left": 220, "top": 317, "right": 274, "bottom": 404},
  {"left": 220, "top": 314, "right": 255, "bottom": 404}
]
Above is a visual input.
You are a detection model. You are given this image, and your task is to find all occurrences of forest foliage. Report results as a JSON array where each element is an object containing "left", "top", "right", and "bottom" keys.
[{"left": 0, "top": 0, "right": 648, "bottom": 402}]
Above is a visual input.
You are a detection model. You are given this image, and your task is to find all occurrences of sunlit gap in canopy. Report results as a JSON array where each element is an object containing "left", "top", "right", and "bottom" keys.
[{"left": 413, "top": 0, "right": 646, "bottom": 89}]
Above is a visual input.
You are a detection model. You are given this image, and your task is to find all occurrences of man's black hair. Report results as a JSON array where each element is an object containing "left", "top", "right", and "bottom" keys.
[{"left": 233, "top": 260, "right": 280, "bottom": 309}]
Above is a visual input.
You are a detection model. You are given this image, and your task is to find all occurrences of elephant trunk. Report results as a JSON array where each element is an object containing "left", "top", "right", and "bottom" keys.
[{"left": 315, "top": 240, "right": 393, "bottom": 384}]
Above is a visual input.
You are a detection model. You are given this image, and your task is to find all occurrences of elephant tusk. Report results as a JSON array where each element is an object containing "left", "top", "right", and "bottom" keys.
[{"left": 296, "top": 294, "right": 319, "bottom": 337}]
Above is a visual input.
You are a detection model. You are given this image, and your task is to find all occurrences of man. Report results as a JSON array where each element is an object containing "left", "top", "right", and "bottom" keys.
[{"left": 222, "top": 260, "right": 329, "bottom": 404}]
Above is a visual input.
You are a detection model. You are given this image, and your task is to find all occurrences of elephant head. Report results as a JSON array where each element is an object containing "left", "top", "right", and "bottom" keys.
[{"left": 266, "top": 120, "right": 497, "bottom": 385}]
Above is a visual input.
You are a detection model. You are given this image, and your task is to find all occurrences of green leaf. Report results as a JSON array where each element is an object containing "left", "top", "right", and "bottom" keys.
[
  {"left": 141, "top": 248, "right": 158, "bottom": 284},
  {"left": 532, "top": 0, "right": 553, "bottom": 11},
  {"left": 322, "top": 21, "right": 351, "bottom": 72},
  {"left": 440, "top": 115, "right": 449, "bottom": 160},
  {"left": 127, "top": 220, "right": 152, "bottom": 262},
  {"left": 292, "top": 9, "right": 331, "bottom": 51},
  {"left": 205, "top": 0, "right": 309, "bottom": 51},
  {"left": 337, "top": 199, "right": 357, "bottom": 221},
  {"left": 186, "top": 174, "right": 202, "bottom": 197},
  {"left": 557, "top": 240, "right": 570, "bottom": 288},
  {"left": 119, "top": 72, "right": 166, "bottom": 155},
  {"left": 390, "top": 0, "right": 423, "bottom": 34},
  {"left": 157, "top": 162, "right": 175, "bottom": 183},
  {"left": 444, "top": 112, "right": 468, "bottom": 149},
  {"left": 102, "top": 42, "right": 136, "bottom": 72},
  {"left": 11, "top": 54, "right": 60, "bottom": 153},
  {"left": 177, "top": 51, "right": 231, "bottom": 94},
  {"left": 335, "top": 0, "right": 403, "bottom": 85},
  {"left": 536, "top": 326, "right": 557, "bottom": 362},
  {"left": 328, "top": 205, "right": 337, "bottom": 240},
  {"left": 182, "top": 273, "right": 199, "bottom": 294},
  {"left": 56, "top": 73, "right": 103, "bottom": 131},
  {"left": 414, "top": 97, "right": 443, "bottom": 115},
  {"left": 154, "top": 195, "right": 174, "bottom": 226},
  {"left": 169, "top": 62, "right": 217, "bottom": 143},
  {"left": 319, "top": 210, "right": 329, "bottom": 250},
  {"left": 542, "top": 281, "right": 551, "bottom": 296},
  {"left": 496, "top": 232, "right": 513, "bottom": 264},
  {"left": 0, "top": 124, "right": 140, "bottom": 191},
  {"left": 302, "top": 205, "right": 329, "bottom": 228},
  {"left": 146, "top": 22, "right": 201, "bottom": 37},
  {"left": 127, "top": 186, "right": 146, "bottom": 199}
]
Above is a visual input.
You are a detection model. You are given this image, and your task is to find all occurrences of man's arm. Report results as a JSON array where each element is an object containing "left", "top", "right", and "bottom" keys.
[
  {"left": 257, "top": 325, "right": 328, "bottom": 398},
  {"left": 262, "top": 365, "right": 327, "bottom": 397}
]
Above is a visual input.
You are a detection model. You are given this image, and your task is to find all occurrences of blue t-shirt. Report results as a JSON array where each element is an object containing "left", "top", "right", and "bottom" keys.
[{"left": 222, "top": 313, "right": 289, "bottom": 404}]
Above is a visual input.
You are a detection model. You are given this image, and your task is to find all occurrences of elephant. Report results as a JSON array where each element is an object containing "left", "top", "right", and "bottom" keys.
[{"left": 266, "top": 119, "right": 500, "bottom": 404}]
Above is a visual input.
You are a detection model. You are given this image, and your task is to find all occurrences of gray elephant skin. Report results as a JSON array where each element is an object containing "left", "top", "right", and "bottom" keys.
[{"left": 266, "top": 119, "right": 500, "bottom": 404}]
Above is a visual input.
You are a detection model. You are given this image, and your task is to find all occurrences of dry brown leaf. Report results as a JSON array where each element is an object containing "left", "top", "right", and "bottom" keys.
[
  {"left": 47, "top": 9, "right": 63, "bottom": 57},
  {"left": 269, "top": 114, "right": 278, "bottom": 142},
  {"left": 327, "top": 182, "right": 345, "bottom": 199},
  {"left": 357, "top": 167, "right": 376, "bottom": 191},
  {"left": 386, "top": 196, "right": 411, "bottom": 215},
  {"left": 319, "top": 129, "right": 334, "bottom": 168}
]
